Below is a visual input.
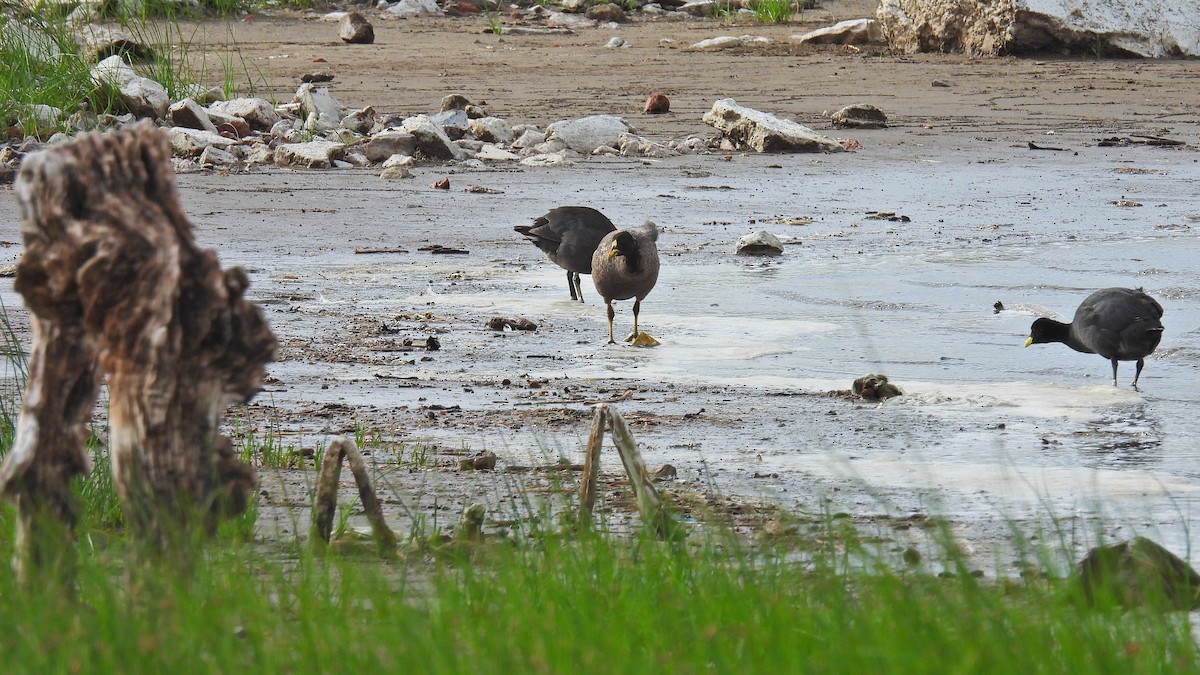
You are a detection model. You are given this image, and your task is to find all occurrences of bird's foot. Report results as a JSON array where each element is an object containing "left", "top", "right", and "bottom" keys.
[
  {"left": 606, "top": 338, "right": 617, "bottom": 345},
  {"left": 623, "top": 331, "right": 638, "bottom": 343}
]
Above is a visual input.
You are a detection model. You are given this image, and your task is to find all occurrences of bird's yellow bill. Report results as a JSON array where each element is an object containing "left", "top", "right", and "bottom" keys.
[
  {"left": 1023, "top": 336, "right": 1034, "bottom": 347},
  {"left": 607, "top": 242, "right": 619, "bottom": 259}
]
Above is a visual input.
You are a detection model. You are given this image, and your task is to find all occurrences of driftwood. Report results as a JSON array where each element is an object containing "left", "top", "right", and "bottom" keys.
[
  {"left": 312, "top": 437, "right": 397, "bottom": 556},
  {"left": 578, "top": 403, "right": 674, "bottom": 537},
  {"left": 0, "top": 121, "right": 275, "bottom": 573}
]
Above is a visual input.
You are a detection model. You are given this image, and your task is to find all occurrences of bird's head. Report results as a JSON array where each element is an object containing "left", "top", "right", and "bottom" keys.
[
  {"left": 607, "top": 231, "right": 637, "bottom": 260},
  {"left": 1025, "top": 317, "right": 1059, "bottom": 347}
]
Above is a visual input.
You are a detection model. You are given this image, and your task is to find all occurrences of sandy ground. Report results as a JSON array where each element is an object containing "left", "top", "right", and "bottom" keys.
[{"left": 4, "top": 3, "right": 1200, "bottom": 567}]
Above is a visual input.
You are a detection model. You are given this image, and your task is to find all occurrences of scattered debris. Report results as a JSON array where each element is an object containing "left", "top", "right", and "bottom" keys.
[
  {"left": 688, "top": 35, "right": 771, "bottom": 51},
  {"left": 853, "top": 374, "right": 903, "bottom": 400},
  {"left": 354, "top": 247, "right": 408, "bottom": 254},
  {"left": 653, "top": 464, "right": 678, "bottom": 481},
  {"left": 865, "top": 211, "right": 911, "bottom": 222},
  {"left": 486, "top": 317, "right": 538, "bottom": 331},
  {"left": 419, "top": 244, "right": 469, "bottom": 255},
  {"left": 432, "top": 176, "right": 451, "bottom": 189},
  {"left": 1028, "top": 141, "right": 1067, "bottom": 151},
  {"left": 459, "top": 451, "right": 498, "bottom": 471},
  {"left": 1113, "top": 200, "right": 1143, "bottom": 207},
  {"left": 1098, "top": 135, "right": 1186, "bottom": 147},
  {"left": 932, "top": 79, "right": 955, "bottom": 87},
  {"left": 630, "top": 332, "right": 660, "bottom": 347}
]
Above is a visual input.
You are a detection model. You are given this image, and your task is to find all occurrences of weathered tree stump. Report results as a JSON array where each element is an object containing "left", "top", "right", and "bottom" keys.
[{"left": 0, "top": 121, "right": 275, "bottom": 574}]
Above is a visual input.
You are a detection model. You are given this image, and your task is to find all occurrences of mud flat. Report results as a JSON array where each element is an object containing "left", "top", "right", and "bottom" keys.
[{"left": 2, "top": 10, "right": 1199, "bottom": 570}]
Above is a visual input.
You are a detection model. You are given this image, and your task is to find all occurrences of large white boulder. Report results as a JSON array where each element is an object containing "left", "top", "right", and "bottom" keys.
[
  {"left": 545, "top": 115, "right": 632, "bottom": 153},
  {"left": 703, "top": 99, "right": 844, "bottom": 154},
  {"left": 878, "top": 0, "right": 1200, "bottom": 57}
]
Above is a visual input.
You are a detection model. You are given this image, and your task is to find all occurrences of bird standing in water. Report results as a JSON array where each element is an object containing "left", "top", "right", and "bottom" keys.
[
  {"left": 591, "top": 221, "right": 660, "bottom": 344},
  {"left": 514, "top": 206, "right": 616, "bottom": 302},
  {"left": 1025, "top": 287, "right": 1164, "bottom": 387}
]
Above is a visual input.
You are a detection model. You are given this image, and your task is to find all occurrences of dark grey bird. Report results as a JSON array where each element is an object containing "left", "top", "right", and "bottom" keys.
[
  {"left": 514, "top": 206, "right": 616, "bottom": 302},
  {"left": 1024, "top": 287, "right": 1164, "bottom": 387},
  {"left": 591, "top": 221, "right": 660, "bottom": 344}
]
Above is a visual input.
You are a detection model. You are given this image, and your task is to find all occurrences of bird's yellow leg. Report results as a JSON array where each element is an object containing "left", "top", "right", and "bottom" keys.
[
  {"left": 624, "top": 299, "right": 641, "bottom": 342},
  {"left": 606, "top": 302, "right": 616, "bottom": 344}
]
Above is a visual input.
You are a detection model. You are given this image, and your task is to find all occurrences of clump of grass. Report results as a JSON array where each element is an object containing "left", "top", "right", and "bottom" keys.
[{"left": 751, "top": 0, "right": 795, "bottom": 24}]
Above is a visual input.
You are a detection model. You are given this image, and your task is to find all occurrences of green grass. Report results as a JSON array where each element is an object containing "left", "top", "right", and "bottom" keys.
[
  {"left": 751, "top": 0, "right": 795, "bottom": 24},
  {"left": 0, "top": 518, "right": 1194, "bottom": 672}
]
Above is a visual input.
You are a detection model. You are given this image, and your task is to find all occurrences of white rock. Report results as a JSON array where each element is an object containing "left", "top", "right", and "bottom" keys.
[
  {"left": 400, "top": 115, "right": 466, "bottom": 160},
  {"left": 296, "top": 83, "right": 344, "bottom": 133},
  {"left": 546, "top": 11, "right": 598, "bottom": 28},
  {"left": 365, "top": 131, "right": 417, "bottom": 162},
  {"left": 531, "top": 138, "right": 569, "bottom": 155},
  {"left": 735, "top": 231, "right": 784, "bottom": 256},
  {"left": 591, "top": 145, "right": 619, "bottom": 156},
  {"left": 322, "top": 10, "right": 349, "bottom": 20},
  {"left": 791, "top": 18, "right": 883, "bottom": 45},
  {"left": 380, "top": 166, "right": 412, "bottom": 179},
  {"left": 703, "top": 99, "right": 844, "bottom": 153},
  {"left": 382, "top": 153, "right": 415, "bottom": 168},
  {"left": 689, "top": 35, "right": 771, "bottom": 50},
  {"left": 169, "top": 98, "right": 217, "bottom": 132},
  {"left": 467, "top": 116, "right": 512, "bottom": 143},
  {"left": 341, "top": 106, "right": 375, "bottom": 134},
  {"left": 198, "top": 145, "right": 238, "bottom": 168},
  {"left": 19, "top": 104, "right": 62, "bottom": 136},
  {"left": 243, "top": 144, "right": 274, "bottom": 165},
  {"left": 90, "top": 55, "right": 168, "bottom": 119},
  {"left": 475, "top": 144, "right": 519, "bottom": 161},
  {"left": 510, "top": 128, "right": 546, "bottom": 149},
  {"left": 617, "top": 132, "right": 673, "bottom": 158},
  {"left": 344, "top": 151, "right": 371, "bottom": 167},
  {"left": 209, "top": 98, "right": 280, "bottom": 130},
  {"left": 273, "top": 139, "right": 346, "bottom": 169},
  {"left": 545, "top": 115, "right": 632, "bottom": 154},
  {"left": 678, "top": 0, "right": 717, "bottom": 15},
  {"left": 456, "top": 139, "right": 484, "bottom": 153},
  {"left": 606, "top": 37, "right": 627, "bottom": 48},
  {"left": 520, "top": 152, "right": 575, "bottom": 167},
  {"left": 384, "top": 0, "right": 442, "bottom": 17},
  {"left": 168, "top": 127, "right": 238, "bottom": 157},
  {"left": 878, "top": 0, "right": 1200, "bottom": 57}
]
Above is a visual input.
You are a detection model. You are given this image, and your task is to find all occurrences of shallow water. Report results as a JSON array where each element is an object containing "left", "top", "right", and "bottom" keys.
[{"left": 1, "top": 137, "right": 1198, "bottom": 567}]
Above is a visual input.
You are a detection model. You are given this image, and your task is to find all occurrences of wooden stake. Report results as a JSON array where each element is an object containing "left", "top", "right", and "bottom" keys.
[
  {"left": 312, "top": 437, "right": 396, "bottom": 556},
  {"left": 577, "top": 404, "right": 607, "bottom": 527}
]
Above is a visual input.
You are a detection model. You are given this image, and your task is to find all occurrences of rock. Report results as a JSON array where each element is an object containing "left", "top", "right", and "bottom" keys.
[
  {"left": 441, "top": 94, "right": 472, "bottom": 112},
  {"left": 74, "top": 24, "right": 154, "bottom": 62},
  {"left": 561, "top": 0, "right": 587, "bottom": 11},
  {"left": 273, "top": 139, "right": 346, "bottom": 169},
  {"left": 209, "top": 98, "right": 280, "bottom": 131},
  {"left": 206, "top": 109, "right": 252, "bottom": 138},
  {"left": 652, "top": 464, "right": 677, "bottom": 481},
  {"left": 617, "top": 133, "right": 672, "bottom": 158},
  {"left": 444, "top": 1, "right": 481, "bottom": 15},
  {"left": 17, "top": 104, "right": 63, "bottom": 137},
  {"left": 380, "top": 165, "right": 412, "bottom": 179},
  {"left": 198, "top": 145, "right": 238, "bottom": 168},
  {"left": 520, "top": 152, "right": 575, "bottom": 167},
  {"left": 364, "top": 130, "right": 417, "bottom": 162},
  {"left": 339, "top": 12, "right": 375, "bottom": 43},
  {"left": 791, "top": 18, "right": 883, "bottom": 46},
  {"left": 400, "top": 115, "right": 467, "bottom": 160},
  {"left": 831, "top": 103, "right": 888, "bottom": 129},
  {"left": 853, "top": 374, "right": 903, "bottom": 400},
  {"left": 510, "top": 127, "right": 546, "bottom": 149},
  {"left": 735, "top": 230, "right": 784, "bottom": 256},
  {"left": 168, "top": 127, "right": 238, "bottom": 158},
  {"left": 341, "top": 106, "right": 375, "bottom": 134},
  {"left": 475, "top": 144, "right": 519, "bottom": 161},
  {"left": 678, "top": 0, "right": 718, "bottom": 15},
  {"left": 703, "top": 99, "right": 844, "bottom": 153},
  {"left": 430, "top": 108, "right": 470, "bottom": 140},
  {"left": 432, "top": 176, "right": 450, "bottom": 189},
  {"left": 688, "top": 35, "right": 771, "bottom": 50},
  {"left": 467, "top": 117, "right": 511, "bottom": 143},
  {"left": 606, "top": 37, "right": 627, "bottom": 48},
  {"left": 545, "top": 114, "right": 632, "bottom": 153},
  {"left": 1078, "top": 537, "right": 1200, "bottom": 610},
  {"left": 643, "top": 92, "right": 670, "bottom": 114},
  {"left": 322, "top": 10, "right": 349, "bottom": 20},
  {"left": 382, "top": 154, "right": 415, "bottom": 169},
  {"left": 547, "top": 11, "right": 598, "bottom": 28},
  {"left": 301, "top": 72, "right": 335, "bottom": 84},
  {"left": 342, "top": 151, "right": 371, "bottom": 167},
  {"left": 8, "top": 21, "right": 62, "bottom": 64},
  {"left": 586, "top": 2, "right": 627, "bottom": 21},
  {"left": 296, "top": 84, "right": 345, "bottom": 134},
  {"left": 877, "top": 0, "right": 1200, "bottom": 58},
  {"left": 169, "top": 98, "right": 217, "bottom": 133},
  {"left": 90, "top": 55, "right": 168, "bottom": 119},
  {"left": 384, "top": 0, "right": 443, "bottom": 18}
]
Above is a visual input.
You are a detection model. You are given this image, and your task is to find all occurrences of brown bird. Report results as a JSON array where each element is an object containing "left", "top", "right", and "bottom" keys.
[
  {"left": 1024, "top": 287, "right": 1164, "bottom": 387},
  {"left": 591, "top": 221, "right": 660, "bottom": 344},
  {"left": 514, "top": 206, "right": 616, "bottom": 302}
]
